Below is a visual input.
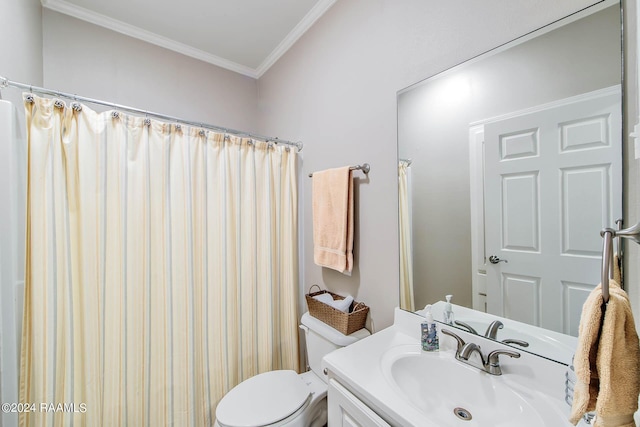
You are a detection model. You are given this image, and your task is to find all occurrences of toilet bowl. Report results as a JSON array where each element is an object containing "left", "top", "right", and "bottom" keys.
[{"left": 214, "top": 312, "right": 370, "bottom": 427}]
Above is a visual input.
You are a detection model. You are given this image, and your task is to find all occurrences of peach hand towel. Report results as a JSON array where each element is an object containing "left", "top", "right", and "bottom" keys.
[
  {"left": 570, "top": 280, "right": 640, "bottom": 427},
  {"left": 312, "top": 167, "right": 353, "bottom": 274}
]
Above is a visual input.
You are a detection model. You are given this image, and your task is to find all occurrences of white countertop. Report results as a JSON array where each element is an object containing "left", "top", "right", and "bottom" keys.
[{"left": 323, "top": 308, "right": 577, "bottom": 427}]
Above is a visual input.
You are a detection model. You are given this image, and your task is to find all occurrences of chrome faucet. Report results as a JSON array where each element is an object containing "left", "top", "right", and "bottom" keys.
[
  {"left": 484, "top": 320, "right": 503, "bottom": 339},
  {"left": 484, "top": 320, "right": 530, "bottom": 348},
  {"left": 442, "top": 328, "right": 466, "bottom": 353},
  {"left": 458, "top": 342, "right": 486, "bottom": 365},
  {"left": 441, "top": 329, "right": 520, "bottom": 376}
]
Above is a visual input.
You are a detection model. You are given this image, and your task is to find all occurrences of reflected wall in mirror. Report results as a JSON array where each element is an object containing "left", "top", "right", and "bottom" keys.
[{"left": 397, "top": 0, "right": 622, "bottom": 364}]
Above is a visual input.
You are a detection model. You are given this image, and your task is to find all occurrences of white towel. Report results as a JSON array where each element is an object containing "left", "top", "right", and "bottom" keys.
[
  {"left": 332, "top": 296, "right": 354, "bottom": 313},
  {"left": 313, "top": 293, "right": 334, "bottom": 305},
  {"left": 313, "top": 293, "right": 354, "bottom": 313}
]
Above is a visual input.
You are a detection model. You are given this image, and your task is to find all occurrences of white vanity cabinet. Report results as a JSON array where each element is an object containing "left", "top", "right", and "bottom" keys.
[{"left": 327, "top": 378, "right": 391, "bottom": 427}]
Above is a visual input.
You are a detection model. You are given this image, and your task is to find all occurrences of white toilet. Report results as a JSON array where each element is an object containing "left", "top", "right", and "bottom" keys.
[{"left": 214, "top": 312, "right": 370, "bottom": 427}]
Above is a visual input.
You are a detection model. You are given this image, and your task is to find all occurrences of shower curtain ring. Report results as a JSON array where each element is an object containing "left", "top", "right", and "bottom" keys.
[{"left": 0, "top": 77, "right": 8, "bottom": 89}]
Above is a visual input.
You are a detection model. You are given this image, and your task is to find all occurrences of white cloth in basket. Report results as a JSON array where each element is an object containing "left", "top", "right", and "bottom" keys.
[{"left": 313, "top": 293, "right": 354, "bottom": 313}]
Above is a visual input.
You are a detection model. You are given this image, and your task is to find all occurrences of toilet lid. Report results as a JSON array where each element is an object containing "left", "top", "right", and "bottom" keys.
[{"left": 216, "top": 370, "right": 310, "bottom": 427}]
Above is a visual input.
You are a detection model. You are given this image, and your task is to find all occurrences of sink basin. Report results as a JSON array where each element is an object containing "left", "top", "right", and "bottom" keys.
[{"left": 381, "top": 345, "right": 565, "bottom": 426}]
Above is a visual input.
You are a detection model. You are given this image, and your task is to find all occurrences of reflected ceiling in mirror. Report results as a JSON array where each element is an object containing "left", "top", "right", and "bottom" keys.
[{"left": 397, "top": 0, "right": 622, "bottom": 364}]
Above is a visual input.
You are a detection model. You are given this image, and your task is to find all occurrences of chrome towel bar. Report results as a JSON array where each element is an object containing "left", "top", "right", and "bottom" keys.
[
  {"left": 308, "top": 163, "right": 370, "bottom": 178},
  {"left": 601, "top": 220, "right": 640, "bottom": 302}
]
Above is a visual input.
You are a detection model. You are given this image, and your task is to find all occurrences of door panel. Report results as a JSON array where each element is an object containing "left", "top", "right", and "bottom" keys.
[
  {"left": 502, "top": 273, "right": 541, "bottom": 325},
  {"left": 561, "top": 165, "right": 610, "bottom": 256},
  {"left": 484, "top": 88, "right": 621, "bottom": 335},
  {"left": 501, "top": 172, "right": 540, "bottom": 252},
  {"left": 562, "top": 281, "right": 595, "bottom": 336}
]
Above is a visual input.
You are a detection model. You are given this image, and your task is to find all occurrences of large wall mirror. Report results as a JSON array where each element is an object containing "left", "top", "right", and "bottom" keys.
[{"left": 397, "top": 0, "right": 622, "bottom": 364}]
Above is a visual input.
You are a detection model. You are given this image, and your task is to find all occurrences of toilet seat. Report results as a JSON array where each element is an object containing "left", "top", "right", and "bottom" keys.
[{"left": 216, "top": 370, "right": 311, "bottom": 427}]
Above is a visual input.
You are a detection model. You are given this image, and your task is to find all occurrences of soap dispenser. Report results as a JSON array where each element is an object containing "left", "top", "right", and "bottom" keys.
[
  {"left": 421, "top": 304, "right": 439, "bottom": 352},
  {"left": 443, "top": 294, "right": 455, "bottom": 325}
]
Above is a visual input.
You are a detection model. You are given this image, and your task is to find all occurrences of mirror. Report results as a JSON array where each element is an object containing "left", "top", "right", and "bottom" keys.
[{"left": 397, "top": 0, "right": 622, "bottom": 365}]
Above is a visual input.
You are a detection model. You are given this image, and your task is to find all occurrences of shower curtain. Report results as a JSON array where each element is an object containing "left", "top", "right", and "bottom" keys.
[
  {"left": 398, "top": 161, "right": 415, "bottom": 312},
  {"left": 20, "top": 94, "right": 299, "bottom": 426}
]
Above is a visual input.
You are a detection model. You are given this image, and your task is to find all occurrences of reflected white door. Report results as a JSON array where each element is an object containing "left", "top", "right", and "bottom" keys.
[{"left": 484, "top": 87, "right": 621, "bottom": 335}]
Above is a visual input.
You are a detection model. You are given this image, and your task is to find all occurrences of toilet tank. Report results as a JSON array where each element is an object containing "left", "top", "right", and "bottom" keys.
[{"left": 300, "top": 312, "right": 370, "bottom": 381}]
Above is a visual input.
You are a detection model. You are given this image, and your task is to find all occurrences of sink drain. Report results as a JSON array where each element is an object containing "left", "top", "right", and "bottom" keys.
[{"left": 453, "top": 407, "right": 472, "bottom": 421}]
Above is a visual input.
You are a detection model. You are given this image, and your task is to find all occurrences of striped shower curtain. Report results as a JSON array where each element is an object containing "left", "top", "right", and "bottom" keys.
[
  {"left": 20, "top": 94, "right": 299, "bottom": 426},
  {"left": 398, "top": 161, "right": 415, "bottom": 312}
]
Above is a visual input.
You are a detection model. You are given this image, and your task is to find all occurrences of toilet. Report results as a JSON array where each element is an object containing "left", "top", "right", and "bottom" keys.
[{"left": 214, "top": 312, "right": 370, "bottom": 427}]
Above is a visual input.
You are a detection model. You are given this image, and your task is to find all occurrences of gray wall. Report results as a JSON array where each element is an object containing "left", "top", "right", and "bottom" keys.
[
  {"left": 0, "top": 0, "right": 42, "bottom": 105},
  {"left": 398, "top": 5, "right": 621, "bottom": 311},
  {"left": 42, "top": 10, "right": 260, "bottom": 132},
  {"left": 257, "top": 0, "right": 600, "bottom": 330}
]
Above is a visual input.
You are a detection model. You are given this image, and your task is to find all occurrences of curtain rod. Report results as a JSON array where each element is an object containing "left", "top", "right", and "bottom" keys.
[{"left": 0, "top": 75, "right": 303, "bottom": 151}]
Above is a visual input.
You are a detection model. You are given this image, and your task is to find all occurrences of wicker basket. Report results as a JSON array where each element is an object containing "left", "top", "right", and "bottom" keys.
[{"left": 305, "top": 285, "right": 369, "bottom": 335}]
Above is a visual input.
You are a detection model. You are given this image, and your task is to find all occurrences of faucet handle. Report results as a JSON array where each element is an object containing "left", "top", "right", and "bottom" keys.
[
  {"left": 486, "top": 349, "right": 520, "bottom": 375},
  {"left": 454, "top": 320, "right": 478, "bottom": 335},
  {"left": 487, "top": 349, "right": 520, "bottom": 364},
  {"left": 441, "top": 329, "right": 466, "bottom": 353},
  {"left": 502, "top": 338, "right": 529, "bottom": 347}
]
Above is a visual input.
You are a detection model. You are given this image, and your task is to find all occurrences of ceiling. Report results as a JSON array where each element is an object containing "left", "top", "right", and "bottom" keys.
[{"left": 41, "top": 0, "right": 337, "bottom": 79}]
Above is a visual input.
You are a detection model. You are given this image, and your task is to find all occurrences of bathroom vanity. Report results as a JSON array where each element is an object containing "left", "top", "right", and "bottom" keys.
[{"left": 323, "top": 308, "right": 582, "bottom": 426}]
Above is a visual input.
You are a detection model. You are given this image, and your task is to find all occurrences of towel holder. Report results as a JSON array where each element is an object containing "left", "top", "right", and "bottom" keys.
[
  {"left": 308, "top": 163, "right": 370, "bottom": 178},
  {"left": 600, "top": 220, "right": 640, "bottom": 302}
]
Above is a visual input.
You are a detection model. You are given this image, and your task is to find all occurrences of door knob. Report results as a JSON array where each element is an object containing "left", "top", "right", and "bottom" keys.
[{"left": 489, "top": 255, "right": 507, "bottom": 264}]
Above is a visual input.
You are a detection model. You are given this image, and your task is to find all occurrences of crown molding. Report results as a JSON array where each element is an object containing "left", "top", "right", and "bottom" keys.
[
  {"left": 41, "top": 0, "right": 336, "bottom": 80},
  {"left": 41, "top": 0, "right": 259, "bottom": 78},
  {"left": 255, "top": 0, "right": 337, "bottom": 78}
]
